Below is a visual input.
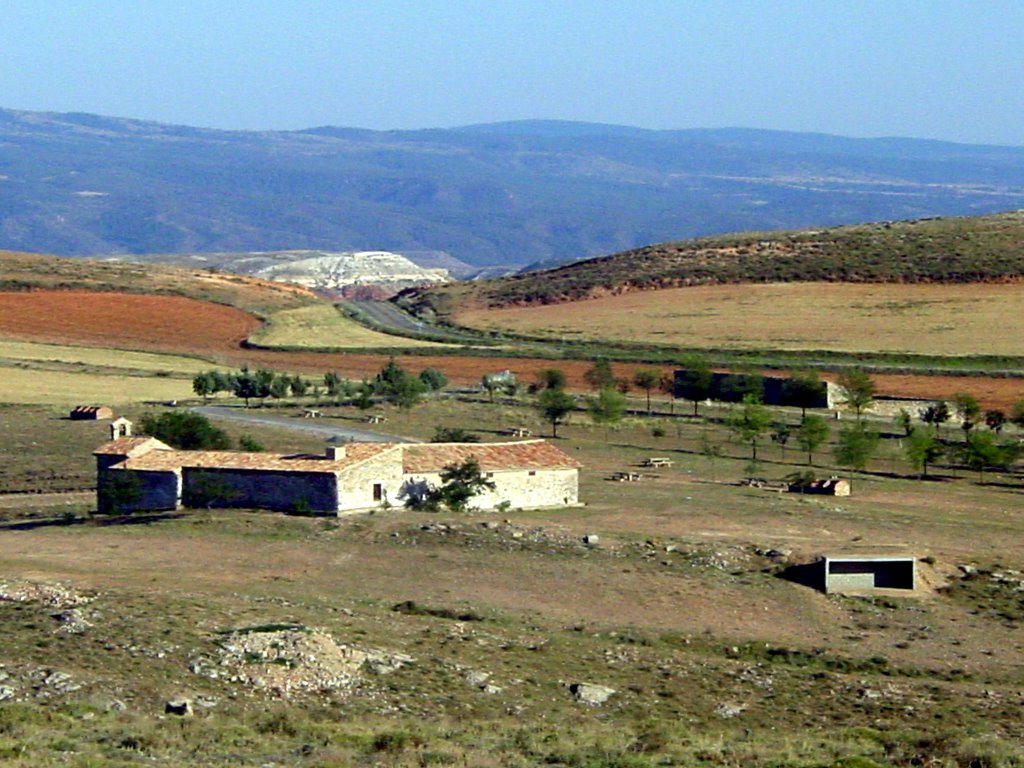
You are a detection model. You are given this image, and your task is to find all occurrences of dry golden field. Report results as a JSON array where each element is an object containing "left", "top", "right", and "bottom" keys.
[
  {"left": 248, "top": 304, "right": 447, "bottom": 349},
  {"left": 457, "top": 282, "right": 1024, "bottom": 356}
]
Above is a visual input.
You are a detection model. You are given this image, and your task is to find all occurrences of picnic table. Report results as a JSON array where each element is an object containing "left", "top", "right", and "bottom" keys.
[
  {"left": 642, "top": 457, "right": 673, "bottom": 468},
  {"left": 366, "top": 414, "right": 387, "bottom": 424},
  {"left": 303, "top": 409, "right": 322, "bottom": 418},
  {"left": 610, "top": 471, "right": 645, "bottom": 482},
  {"left": 506, "top": 427, "right": 533, "bottom": 437}
]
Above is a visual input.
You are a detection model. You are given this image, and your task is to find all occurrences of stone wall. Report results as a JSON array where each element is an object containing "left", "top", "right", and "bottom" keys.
[
  {"left": 335, "top": 451, "right": 406, "bottom": 513},
  {"left": 181, "top": 467, "right": 337, "bottom": 514},
  {"left": 97, "top": 468, "right": 179, "bottom": 514},
  {"left": 400, "top": 468, "right": 579, "bottom": 510}
]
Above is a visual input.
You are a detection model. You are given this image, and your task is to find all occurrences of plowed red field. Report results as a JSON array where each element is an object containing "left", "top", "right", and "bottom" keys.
[{"left": 1, "top": 290, "right": 1021, "bottom": 410}]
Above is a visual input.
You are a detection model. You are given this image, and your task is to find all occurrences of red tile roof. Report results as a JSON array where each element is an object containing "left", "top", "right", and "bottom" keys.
[
  {"left": 117, "top": 443, "right": 401, "bottom": 473},
  {"left": 402, "top": 440, "right": 581, "bottom": 474},
  {"left": 93, "top": 437, "right": 173, "bottom": 457}
]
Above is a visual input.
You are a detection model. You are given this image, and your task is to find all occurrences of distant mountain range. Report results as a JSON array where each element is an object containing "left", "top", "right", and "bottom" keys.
[{"left": 3, "top": 108, "right": 1024, "bottom": 269}]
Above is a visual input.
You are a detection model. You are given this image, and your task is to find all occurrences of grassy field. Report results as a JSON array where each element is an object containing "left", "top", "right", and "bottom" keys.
[
  {"left": 0, "top": 368, "right": 194, "bottom": 407},
  {"left": 248, "top": 304, "right": 448, "bottom": 350},
  {"left": 0, "top": 396, "right": 1023, "bottom": 765},
  {"left": 0, "top": 340, "right": 211, "bottom": 374},
  {"left": 457, "top": 282, "right": 1024, "bottom": 356}
]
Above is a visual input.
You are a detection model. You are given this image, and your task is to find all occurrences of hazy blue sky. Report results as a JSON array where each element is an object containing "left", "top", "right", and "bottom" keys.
[{"left": 3, "top": 1, "right": 1023, "bottom": 144}]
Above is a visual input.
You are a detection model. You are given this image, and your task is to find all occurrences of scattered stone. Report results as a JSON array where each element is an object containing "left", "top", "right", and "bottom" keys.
[
  {"left": 482, "top": 684, "right": 503, "bottom": 695},
  {"left": 582, "top": 534, "right": 599, "bottom": 546},
  {"left": 465, "top": 670, "right": 491, "bottom": 687},
  {"left": 106, "top": 699, "right": 127, "bottom": 712},
  {"left": 0, "top": 581, "right": 94, "bottom": 609},
  {"left": 165, "top": 698, "right": 193, "bottom": 717},
  {"left": 51, "top": 609, "right": 93, "bottom": 635},
  {"left": 0, "top": 686, "right": 14, "bottom": 702},
  {"left": 569, "top": 682, "right": 615, "bottom": 705},
  {"left": 715, "top": 701, "right": 747, "bottom": 718}
]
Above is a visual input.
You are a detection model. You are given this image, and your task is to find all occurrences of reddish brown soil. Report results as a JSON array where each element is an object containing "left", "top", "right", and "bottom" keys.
[{"left": 1, "top": 290, "right": 1021, "bottom": 410}]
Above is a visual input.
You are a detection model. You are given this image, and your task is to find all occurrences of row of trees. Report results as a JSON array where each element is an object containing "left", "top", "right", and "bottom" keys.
[{"left": 192, "top": 362, "right": 449, "bottom": 410}]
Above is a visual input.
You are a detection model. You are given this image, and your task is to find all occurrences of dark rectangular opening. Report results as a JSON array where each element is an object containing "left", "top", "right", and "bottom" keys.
[{"left": 372, "top": 483, "right": 382, "bottom": 501}]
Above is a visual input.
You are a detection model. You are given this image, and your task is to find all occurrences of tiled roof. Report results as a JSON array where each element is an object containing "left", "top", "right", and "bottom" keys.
[
  {"left": 402, "top": 440, "right": 581, "bottom": 474},
  {"left": 93, "top": 437, "right": 173, "bottom": 457},
  {"left": 117, "top": 443, "right": 401, "bottom": 473}
]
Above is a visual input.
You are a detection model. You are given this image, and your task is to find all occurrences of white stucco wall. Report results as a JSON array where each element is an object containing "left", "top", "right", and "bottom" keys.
[
  {"left": 335, "top": 451, "right": 406, "bottom": 513},
  {"left": 401, "top": 467, "right": 578, "bottom": 510}
]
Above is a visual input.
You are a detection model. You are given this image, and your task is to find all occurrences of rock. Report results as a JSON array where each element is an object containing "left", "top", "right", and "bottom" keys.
[
  {"left": 0, "top": 686, "right": 14, "bottom": 702},
  {"left": 165, "top": 698, "right": 193, "bottom": 717},
  {"left": 482, "top": 684, "right": 503, "bottom": 695},
  {"left": 714, "top": 702, "right": 747, "bottom": 718},
  {"left": 958, "top": 564, "right": 978, "bottom": 576},
  {"left": 465, "top": 670, "right": 490, "bottom": 687},
  {"left": 106, "top": 699, "right": 127, "bottom": 712},
  {"left": 569, "top": 682, "right": 615, "bottom": 705},
  {"left": 582, "top": 534, "right": 599, "bottom": 546}
]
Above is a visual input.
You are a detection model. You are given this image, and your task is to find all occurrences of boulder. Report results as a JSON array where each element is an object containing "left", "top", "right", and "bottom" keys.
[
  {"left": 569, "top": 682, "right": 615, "bottom": 705},
  {"left": 165, "top": 698, "right": 193, "bottom": 717}
]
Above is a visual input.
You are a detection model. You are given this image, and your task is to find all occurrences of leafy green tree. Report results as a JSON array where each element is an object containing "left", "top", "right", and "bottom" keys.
[
  {"left": 323, "top": 371, "right": 343, "bottom": 396},
  {"left": 269, "top": 374, "right": 290, "bottom": 400},
  {"left": 837, "top": 369, "right": 875, "bottom": 421},
  {"left": 796, "top": 414, "right": 830, "bottom": 465},
  {"left": 431, "top": 426, "right": 480, "bottom": 443},
  {"left": 140, "top": 411, "right": 231, "bottom": 450},
  {"left": 985, "top": 409, "right": 1006, "bottom": 434},
  {"left": 353, "top": 381, "right": 374, "bottom": 410},
  {"left": 253, "top": 369, "right": 275, "bottom": 403},
  {"left": 238, "top": 434, "right": 264, "bottom": 452},
  {"left": 588, "top": 387, "right": 627, "bottom": 438},
  {"left": 192, "top": 371, "right": 217, "bottom": 402},
  {"left": 920, "top": 401, "right": 951, "bottom": 432},
  {"left": 905, "top": 427, "right": 944, "bottom": 478},
  {"left": 952, "top": 392, "right": 981, "bottom": 443},
  {"left": 537, "top": 388, "right": 576, "bottom": 438},
  {"left": 676, "top": 354, "right": 713, "bottom": 416},
  {"left": 782, "top": 370, "right": 824, "bottom": 418},
  {"left": 726, "top": 394, "right": 772, "bottom": 461},
  {"left": 536, "top": 368, "right": 567, "bottom": 391},
  {"left": 232, "top": 367, "right": 259, "bottom": 407},
  {"left": 894, "top": 409, "right": 913, "bottom": 437},
  {"left": 418, "top": 368, "right": 448, "bottom": 392},
  {"left": 290, "top": 375, "right": 309, "bottom": 398},
  {"left": 723, "top": 371, "right": 764, "bottom": 403},
  {"left": 583, "top": 359, "right": 615, "bottom": 391},
  {"left": 211, "top": 370, "right": 234, "bottom": 395},
  {"left": 659, "top": 372, "right": 677, "bottom": 414},
  {"left": 770, "top": 422, "right": 791, "bottom": 460},
  {"left": 392, "top": 375, "right": 427, "bottom": 410},
  {"left": 633, "top": 369, "right": 660, "bottom": 414},
  {"left": 416, "top": 458, "right": 496, "bottom": 513},
  {"left": 834, "top": 424, "right": 879, "bottom": 484}
]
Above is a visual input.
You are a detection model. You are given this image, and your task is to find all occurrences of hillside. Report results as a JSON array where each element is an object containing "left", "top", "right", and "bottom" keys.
[
  {"left": 6, "top": 108, "right": 1024, "bottom": 266},
  {"left": 0, "top": 250, "right": 318, "bottom": 318},
  {"left": 398, "top": 212, "right": 1024, "bottom": 316}
]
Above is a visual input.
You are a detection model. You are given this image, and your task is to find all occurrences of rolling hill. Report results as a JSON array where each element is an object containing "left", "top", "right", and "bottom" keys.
[
  {"left": 5, "top": 108, "right": 1024, "bottom": 267},
  {"left": 397, "top": 212, "right": 1024, "bottom": 317}
]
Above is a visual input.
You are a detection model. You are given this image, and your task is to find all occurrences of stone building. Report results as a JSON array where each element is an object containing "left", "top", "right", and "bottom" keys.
[{"left": 94, "top": 421, "right": 581, "bottom": 515}]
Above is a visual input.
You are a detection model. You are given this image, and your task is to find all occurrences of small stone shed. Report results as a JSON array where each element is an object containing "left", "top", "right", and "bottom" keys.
[
  {"left": 788, "top": 477, "right": 851, "bottom": 496},
  {"left": 823, "top": 551, "right": 916, "bottom": 594},
  {"left": 70, "top": 405, "right": 114, "bottom": 420}
]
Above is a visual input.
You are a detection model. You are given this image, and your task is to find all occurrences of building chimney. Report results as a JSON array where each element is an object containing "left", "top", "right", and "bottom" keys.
[
  {"left": 326, "top": 445, "right": 346, "bottom": 460},
  {"left": 110, "top": 418, "right": 132, "bottom": 440}
]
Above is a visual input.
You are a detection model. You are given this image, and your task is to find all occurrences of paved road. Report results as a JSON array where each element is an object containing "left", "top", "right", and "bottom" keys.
[{"left": 193, "top": 406, "right": 418, "bottom": 443}]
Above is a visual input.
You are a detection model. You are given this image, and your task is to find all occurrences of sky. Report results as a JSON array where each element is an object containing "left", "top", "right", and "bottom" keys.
[{"left": 2, "top": 1, "right": 1024, "bottom": 145}]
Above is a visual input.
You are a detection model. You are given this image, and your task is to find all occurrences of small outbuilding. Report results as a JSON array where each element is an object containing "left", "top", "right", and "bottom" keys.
[
  {"left": 788, "top": 477, "right": 851, "bottom": 496},
  {"left": 70, "top": 405, "right": 114, "bottom": 420},
  {"left": 823, "top": 552, "right": 916, "bottom": 594}
]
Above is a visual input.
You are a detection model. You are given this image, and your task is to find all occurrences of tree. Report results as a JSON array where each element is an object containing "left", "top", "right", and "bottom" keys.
[
  {"left": 374, "top": 360, "right": 426, "bottom": 409},
  {"left": 834, "top": 424, "right": 879, "bottom": 483},
  {"left": 676, "top": 355, "right": 713, "bottom": 416},
  {"left": 233, "top": 367, "right": 260, "bottom": 407},
  {"left": 726, "top": 394, "right": 772, "bottom": 461},
  {"left": 583, "top": 359, "right": 615, "bottom": 391},
  {"left": 192, "top": 371, "right": 217, "bottom": 402},
  {"left": 659, "top": 372, "right": 677, "bottom": 414},
  {"left": 770, "top": 422, "right": 791, "bottom": 460},
  {"left": 353, "top": 381, "right": 374, "bottom": 410},
  {"left": 633, "top": 369, "right": 660, "bottom": 414},
  {"left": 537, "top": 388, "right": 576, "bottom": 438},
  {"left": 723, "top": 371, "right": 764, "bottom": 403},
  {"left": 140, "top": 411, "right": 231, "bottom": 450},
  {"left": 796, "top": 414, "right": 830, "bottom": 465},
  {"left": 782, "top": 370, "right": 824, "bottom": 418},
  {"left": 588, "top": 387, "right": 626, "bottom": 438},
  {"left": 837, "top": 369, "right": 875, "bottom": 421},
  {"left": 985, "top": 409, "right": 1006, "bottom": 434},
  {"left": 290, "top": 375, "right": 309, "bottom": 398},
  {"left": 238, "top": 434, "right": 264, "bottom": 452},
  {"left": 954, "top": 431, "right": 1008, "bottom": 482},
  {"left": 416, "top": 457, "right": 496, "bottom": 513},
  {"left": 268, "top": 374, "right": 290, "bottom": 400},
  {"left": 894, "top": 409, "right": 913, "bottom": 437},
  {"left": 536, "top": 368, "right": 567, "bottom": 391},
  {"left": 905, "top": 427, "right": 944, "bottom": 478},
  {"left": 952, "top": 392, "right": 981, "bottom": 443},
  {"left": 1011, "top": 400, "right": 1024, "bottom": 429},
  {"left": 920, "top": 401, "right": 951, "bottom": 432},
  {"left": 431, "top": 426, "right": 480, "bottom": 443},
  {"left": 419, "top": 367, "right": 448, "bottom": 392},
  {"left": 253, "top": 369, "right": 275, "bottom": 403},
  {"left": 323, "top": 371, "right": 343, "bottom": 397}
]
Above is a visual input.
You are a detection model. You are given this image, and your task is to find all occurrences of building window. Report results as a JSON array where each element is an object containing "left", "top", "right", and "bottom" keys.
[
  {"left": 372, "top": 483, "right": 382, "bottom": 501},
  {"left": 528, "top": 470, "right": 536, "bottom": 476},
  {"left": 485, "top": 472, "right": 494, "bottom": 478}
]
